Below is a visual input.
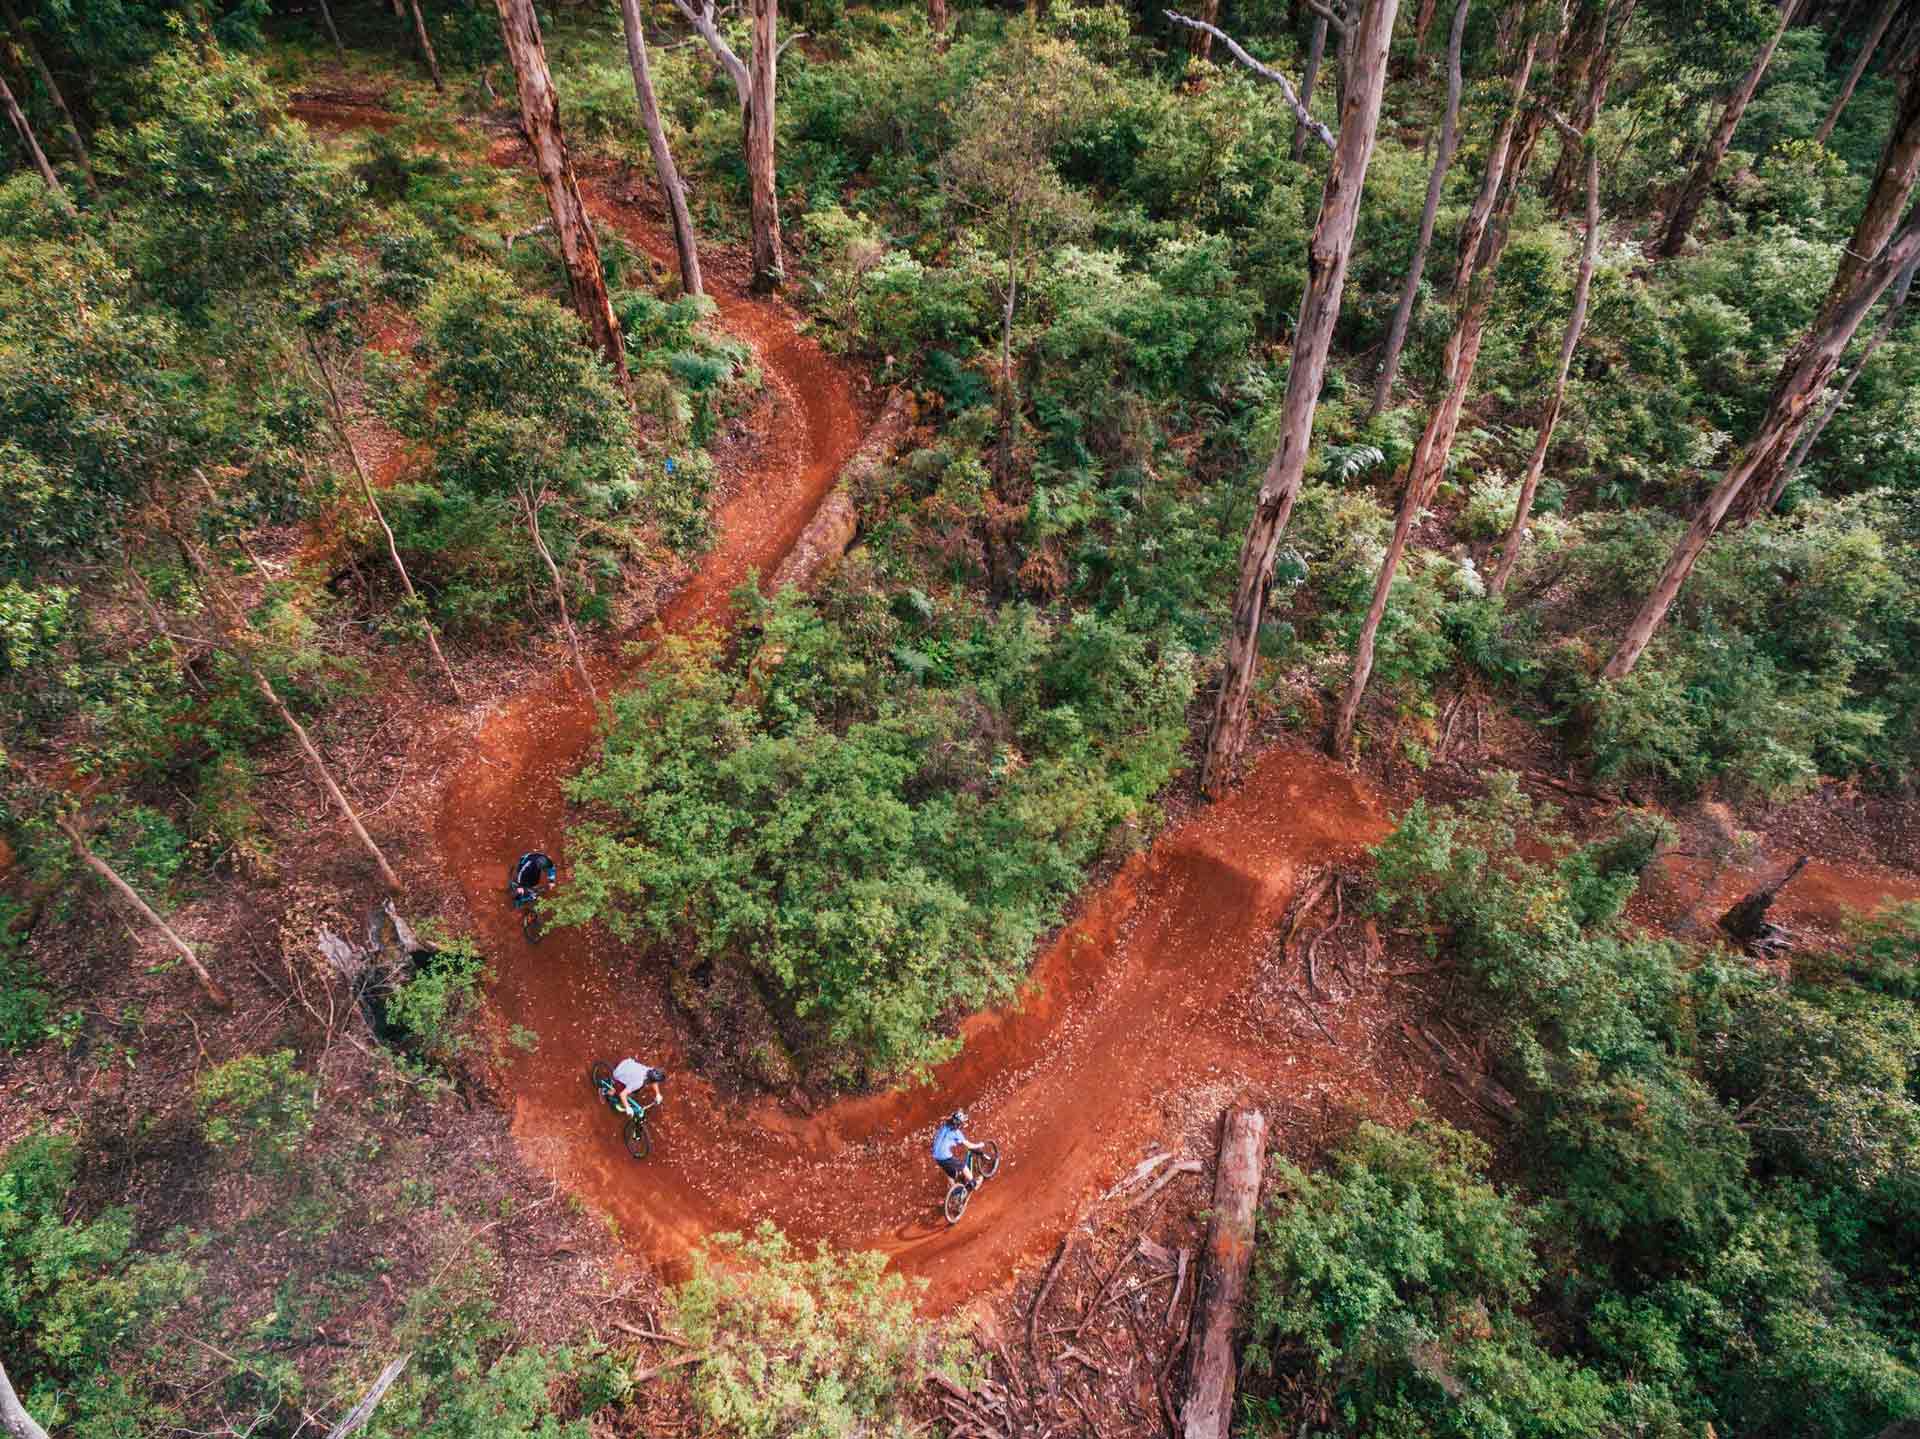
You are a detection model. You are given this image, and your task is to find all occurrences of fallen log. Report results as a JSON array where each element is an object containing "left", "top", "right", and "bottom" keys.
[
  {"left": 322, "top": 1355, "right": 410, "bottom": 1439},
  {"left": 1178, "top": 1107, "right": 1266, "bottom": 1439},
  {"left": 769, "top": 388, "right": 912, "bottom": 592},
  {"left": 1720, "top": 854, "right": 1810, "bottom": 953}
]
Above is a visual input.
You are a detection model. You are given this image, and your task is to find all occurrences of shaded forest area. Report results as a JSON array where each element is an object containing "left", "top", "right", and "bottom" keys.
[{"left": 4, "top": 0, "right": 1920, "bottom": 1433}]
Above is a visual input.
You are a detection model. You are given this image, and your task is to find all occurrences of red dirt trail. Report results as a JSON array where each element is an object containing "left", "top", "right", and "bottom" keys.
[{"left": 291, "top": 100, "right": 1920, "bottom": 1311}]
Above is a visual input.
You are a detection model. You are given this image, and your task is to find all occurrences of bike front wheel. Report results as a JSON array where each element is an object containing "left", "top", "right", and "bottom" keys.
[
  {"left": 976, "top": 1141, "right": 1001, "bottom": 1180},
  {"left": 943, "top": 1182, "right": 970, "bottom": 1225},
  {"left": 624, "top": 1117, "right": 652, "bottom": 1160}
]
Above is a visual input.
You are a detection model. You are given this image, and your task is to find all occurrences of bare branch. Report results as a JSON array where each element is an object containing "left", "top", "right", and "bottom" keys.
[
  {"left": 1303, "top": 0, "right": 1349, "bottom": 33},
  {"left": 1164, "top": 11, "right": 1334, "bottom": 152},
  {"left": 323, "top": 1355, "right": 410, "bottom": 1439},
  {"left": 775, "top": 28, "right": 808, "bottom": 59},
  {"left": 669, "top": 0, "right": 749, "bottom": 108}
]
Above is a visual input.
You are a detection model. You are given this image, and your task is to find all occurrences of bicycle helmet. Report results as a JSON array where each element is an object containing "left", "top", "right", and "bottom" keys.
[
  {"left": 948, "top": 1108, "right": 968, "bottom": 1127},
  {"left": 648, "top": 1067, "right": 669, "bottom": 1086}
]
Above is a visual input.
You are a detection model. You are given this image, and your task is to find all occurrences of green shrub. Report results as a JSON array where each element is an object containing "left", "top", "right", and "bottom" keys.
[
  {"left": 196, "top": 1050, "right": 317, "bottom": 1171},
  {"left": 382, "top": 939, "right": 490, "bottom": 1072},
  {"left": 670, "top": 1221, "right": 971, "bottom": 1439}
]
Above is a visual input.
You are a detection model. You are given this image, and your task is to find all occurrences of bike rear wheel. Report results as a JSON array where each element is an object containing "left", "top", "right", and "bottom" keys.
[
  {"left": 522, "top": 906, "right": 545, "bottom": 944},
  {"left": 624, "top": 1116, "right": 652, "bottom": 1160},
  {"left": 943, "top": 1182, "right": 970, "bottom": 1225},
  {"left": 589, "top": 1061, "right": 613, "bottom": 1090}
]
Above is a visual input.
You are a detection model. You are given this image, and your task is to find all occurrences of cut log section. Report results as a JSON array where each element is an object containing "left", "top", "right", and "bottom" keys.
[{"left": 1179, "top": 1106, "right": 1266, "bottom": 1439}]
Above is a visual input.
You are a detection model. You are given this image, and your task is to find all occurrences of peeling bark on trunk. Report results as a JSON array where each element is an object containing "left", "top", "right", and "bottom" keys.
[
  {"left": 1178, "top": 1107, "right": 1267, "bottom": 1439},
  {"left": 1290, "top": 15, "right": 1329, "bottom": 160},
  {"left": 312, "top": 348, "right": 464, "bottom": 701},
  {"left": 57, "top": 814, "right": 231, "bottom": 1008},
  {"left": 1761, "top": 249, "right": 1919, "bottom": 511},
  {"left": 1190, "top": 0, "right": 1222, "bottom": 59},
  {"left": 1654, "top": 0, "right": 1798, "bottom": 258},
  {"left": 619, "top": 0, "right": 704, "bottom": 295},
  {"left": 494, "top": 0, "right": 630, "bottom": 385},
  {"left": 745, "top": 0, "right": 783, "bottom": 292},
  {"left": 929, "top": 0, "right": 947, "bottom": 36},
  {"left": 1813, "top": 0, "right": 1897, "bottom": 145},
  {"left": 524, "top": 493, "right": 599, "bottom": 704},
  {"left": 409, "top": 0, "right": 445, "bottom": 90},
  {"left": 0, "top": 1355, "right": 51, "bottom": 1439},
  {"left": 1199, "top": 0, "right": 1400, "bottom": 798},
  {"left": 1368, "top": 0, "right": 1468, "bottom": 417},
  {"left": 0, "top": 63, "right": 70, "bottom": 215},
  {"left": 1605, "top": 216, "right": 1920, "bottom": 677},
  {"left": 1821, "top": 62, "right": 1920, "bottom": 311},
  {"left": 1492, "top": 131, "right": 1598, "bottom": 592},
  {"left": 1, "top": 2, "right": 94, "bottom": 190}
]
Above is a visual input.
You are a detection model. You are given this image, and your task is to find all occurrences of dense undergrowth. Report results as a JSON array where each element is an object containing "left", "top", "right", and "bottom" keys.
[{"left": 4, "top": 0, "right": 1920, "bottom": 1433}]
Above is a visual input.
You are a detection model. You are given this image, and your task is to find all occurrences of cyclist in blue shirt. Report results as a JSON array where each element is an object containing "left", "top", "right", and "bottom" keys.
[{"left": 932, "top": 1109, "right": 987, "bottom": 1192}]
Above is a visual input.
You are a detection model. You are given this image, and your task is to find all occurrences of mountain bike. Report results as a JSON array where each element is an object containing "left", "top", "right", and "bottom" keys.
[
  {"left": 518, "top": 898, "right": 545, "bottom": 945},
  {"left": 942, "top": 1141, "right": 1001, "bottom": 1225},
  {"left": 588, "top": 1061, "right": 658, "bottom": 1159}
]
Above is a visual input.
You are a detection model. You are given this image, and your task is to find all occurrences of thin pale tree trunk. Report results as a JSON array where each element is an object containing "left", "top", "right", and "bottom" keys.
[
  {"left": 1450, "top": 0, "right": 1543, "bottom": 299},
  {"left": 1291, "top": 16, "right": 1328, "bottom": 161},
  {"left": 0, "top": 1354, "right": 52, "bottom": 1439},
  {"left": 523, "top": 492, "right": 599, "bottom": 703},
  {"left": 311, "top": 348, "right": 464, "bottom": 700},
  {"left": 1821, "top": 63, "right": 1920, "bottom": 310},
  {"left": 1813, "top": 0, "right": 1897, "bottom": 145},
  {"left": 1760, "top": 247, "right": 1919, "bottom": 511},
  {"left": 618, "top": 0, "right": 704, "bottom": 295},
  {"left": 57, "top": 814, "right": 232, "bottom": 1008},
  {"left": 1199, "top": 0, "right": 1402, "bottom": 798},
  {"left": 0, "top": 63, "right": 70, "bottom": 215},
  {"left": 1654, "top": 0, "right": 1798, "bottom": 258},
  {"left": 316, "top": 0, "right": 345, "bottom": 52},
  {"left": 1605, "top": 216, "right": 1920, "bottom": 677},
  {"left": 178, "top": 532, "right": 405, "bottom": 892},
  {"left": 1, "top": 3, "right": 93, "bottom": 190},
  {"left": 745, "top": 0, "right": 783, "bottom": 292},
  {"left": 1491, "top": 129, "right": 1599, "bottom": 593},
  {"left": 1368, "top": 0, "right": 1468, "bottom": 417},
  {"left": 409, "top": 0, "right": 444, "bottom": 89},
  {"left": 1332, "top": 20, "right": 1553, "bottom": 757},
  {"left": 494, "top": 0, "right": 631, "bottom": 386}
]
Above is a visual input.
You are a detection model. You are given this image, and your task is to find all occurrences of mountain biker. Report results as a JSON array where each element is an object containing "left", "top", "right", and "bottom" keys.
[
  {"left": 932, "top": 1109, "right": 987, "bottom": 1192},
  {"left": 611, "top": 1057, "right": 666, "bottom": 1117},
  {"left": 510, "top": 851, "right": 557, "bottom": 909}
]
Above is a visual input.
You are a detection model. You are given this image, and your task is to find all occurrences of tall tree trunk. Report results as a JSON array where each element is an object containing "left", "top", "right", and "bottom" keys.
[
  {"left": 1813, "top": 0, "right": 1897, "bottom": 144},
  {"left": 1491, "top": 129, "right": 1599, "bottom": 592},
  {"left": 1654, "top": 0, "right": 1798, "bottom": 258},
  {"left": 1758, "top": 246, "right": 1918, "bottom": 511},
  {"left": 1333, "top": 22, "right": 1551, "bottom": 757},
  {"left": 929, "top": 0, "right": 948, "bottom": 36},
  {"left": 1190, "top": 0, "right": 1222, "bottom": 58},
  {"left": 1821, "top": 62, "right": 1920, "bottom": 308},
  {"left": 56, "top": 814, "right": 232, "bottom": 1008},
  {"left": 1, "top": 3, "right": 94, "bottom": 190},
  {"left": 999, "top": 226, "right": 1020, "bottom": 481},
  {"left": 1546, "top": 0, "right": 1633, "bottom": 209},
  {"left": 311, "top": 348, "right": 464, "bottom": 700},
  {"left": 1450, "top": 0, "right": 1544, "bottom": 298},
  {"left": 1199, "top": 0, "right": 1401, "bottom": 798},
  {"left": 1368, "top": 0, "right": 1468, "bottom": 417},
  {"left": 0, "top": 63, "right": 70, "bottom": 215},
  {"left": 409, "top": 0, "right": 444, "bottom": 89},
  {"left": 1414, "top": 0, "right": 1439, "bottom": 52},
  {"left": 1178, "top": 1107, "right": 1268, "bottom": 1439},
  {"left": 316, "top": 0, "right": 346, "bottom": 52},
  {"left": 1290, "top": 16, "right": 1329, "bottom": 161},
  {"left": 493, "top": 0, "right": 631, "bottom": 386},
  {"left": 0, "top": 1353, "right": 52, "bottom": 1439},
  {"left": 745, "top": 0, "right": 783, "bottom": 292},
  {"left": 523, "top": 493, "right": 599, "bottom": 703},
  {"left": 1604, "top": 215, "right": 1920, "bottom": 678},
  {"left": 618, "top": 0, "right": 704, "bottom": 296}
]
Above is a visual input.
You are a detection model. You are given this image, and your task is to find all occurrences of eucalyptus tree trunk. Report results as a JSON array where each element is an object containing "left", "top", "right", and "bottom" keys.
[
  {"left": 1654, "top": 0, "right": 1799, "bottom": 258},
  {"left": 1, "top": 0, "right": 94, "bottom": 189},
  {"left": 1368, "top": 0, "right": 1468, "bottom": 417},
  {"left": 1813, "top": 0, "right": 1897, "bottom": 145},
  {"left": 409, "top": 0, "right": 445, "bottom": 89},
  {"left": 1290, "top": 16, "right": 1328, "bottom": 160},
  {"left": 1188, "top": 0, "right": 1222, "bottom": 57},
  {"left": 619, "top": 0, "right": 704, "bottom": 295},
  {"left": 745, "top": 0, "right": 783, "bottom": 291},
  {"left": 1821, "top": 61, "right": 1920, "bottom": 309},
  {"left": 1332, "top": 6, "right": 1553, "bottom": 757},
  {"left": 522, "top": 492, "right": 599, "bottom": 703},
  {"left": 1199, "top": 0, "right": 1402, "bottom": 798},
  {"left": 310, "top": 347, "right": 464, "bottom": 700},
  {"left": 929, "top": 0, "right": 947, "bottom": 35},
  {"left": 1759, "top": 249, "right": 1918, "bottom": 511},
  {"left": 1604, "top": 216, "right": 1920, "bottom": 678},
  {"left": 1546, "top": 0, "right": 1633, "bottom": 210},
  {"left": 494, "top": 0, "right": 630, "bottom": 386},
  {"left": 316, "top": 0, "right": 345, "bottom": 52},
  {"left": 1491, "top": 129, "right": 1599, "bottom": 593},
  {"left": 56, "top": 814, "right": 232, "bottom": 1008},
  {"left": 0, "top": 64, "right": 70, "bottom": 214},
  {"left": 0, "top": 1354, "right": 51, "bottom": 1439}
]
